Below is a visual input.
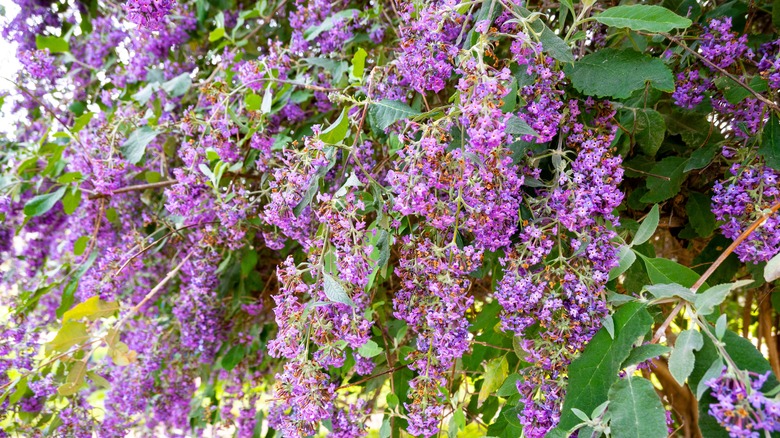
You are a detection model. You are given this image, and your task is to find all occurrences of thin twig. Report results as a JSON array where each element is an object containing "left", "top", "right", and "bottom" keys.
[
  {"left": 335, "top": 365, "right": 408, "bottom": 391},
  {"left": 114, "top": 252, "right": 193, "bottom": 331},
  {"left": 661, "top": 33, "right": 780, "bottom": 113},
  {"left": 89, "top": 180, "right": 178, "bottom": 199}
]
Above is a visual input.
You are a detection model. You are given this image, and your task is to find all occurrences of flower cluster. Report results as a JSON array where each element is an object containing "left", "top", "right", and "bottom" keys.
[
  {"left": 712, "top": 163, "right": 780, "bottom": 263},
  {"left": 705, "top": 368, "right": 780, "bottom": 437},
  {"left": 496, "top": 101, "right": 623, "bottom": 437}
]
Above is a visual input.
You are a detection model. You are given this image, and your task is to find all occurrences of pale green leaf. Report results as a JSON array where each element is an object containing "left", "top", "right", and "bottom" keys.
[{"left": 668, "top": 329, "right": 703, "bottom": 385}]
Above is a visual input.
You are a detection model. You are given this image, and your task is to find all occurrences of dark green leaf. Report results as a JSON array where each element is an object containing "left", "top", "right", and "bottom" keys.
[
  {"left": 222, "top": 345, "right": 245, "bottom": 371},
  {"left": 622, "top": 344, "right": 670, "bottom": 368},
  {"left": 686, "top": 192, "right": 716, "bottom": 237},
  {"left": 638, "top": 254, "right": 703, "bottom": 288},
  {"left": 121, "top": 126, "right": 159, "bottom": 164},
  {"left": 595, "top": 5, "right": 692, "bottom": 32},
  {"left": 555, "top": 302, "right": 653, "bottom": 432},
  {"left": 607, "top": 376, "right": 668, "bottom": 438},
  {"left": 565, "top": 49, "right": 674, "bottom": 99},
  {"left": 369, "top": 100, "right": 421, "bottom": 131},
  {"left": 640, "top": 156, "right": 687, "bottom": 203},
  {"left": 72, "top": 112, "right": 94, "bottom": 133},
  {"left": 759, "top": 113, "right": 780, "bottom": 171},
  {"left": 304, "top": 9, "right": 359, "bottom": 40},
  {"left": 632, "top": 109, "right": 666, "bottom": 157}
]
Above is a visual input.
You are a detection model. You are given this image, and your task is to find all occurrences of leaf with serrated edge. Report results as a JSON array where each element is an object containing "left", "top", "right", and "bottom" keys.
[
  {"left": 693, "top": 280, "right": 752, "bottom": 316},
  {"left": 369, "top": 100, "right": 421, "bottom": 131},
  {"left": 565, "top": 49, "right": 674, "bottom": 99},
  {"left": 595, "top": 5, "right": 692, "bottom": 32}
]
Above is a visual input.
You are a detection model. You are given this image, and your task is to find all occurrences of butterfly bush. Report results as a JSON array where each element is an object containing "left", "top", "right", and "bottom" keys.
[{"left": 1, "top": 1, "right": 780, "bottom": 437}]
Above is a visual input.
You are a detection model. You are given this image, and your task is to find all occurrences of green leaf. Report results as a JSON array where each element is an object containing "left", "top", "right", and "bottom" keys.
[
  {"left": 608, "top": 245, "right": 637, "bottom": 281},
  {"left": 565, "top": 49, "right": 674, "bottom": 99},
  {"left": 497, "top": 373, "right": 521, "bottom": 397},
  {"left": 304, "top": 9, "right": 359, "bottom": 41},
  {"left": 368, "top": 99, "right": 421, "bottom": 131},
  {"left": 693, "top": 280, "right": 752, "bottom": 316},
  {"left": 607, "top": 376, "right": 668, "bottom": 438},
  {"left": 697, "top": 358, "right": 724, "bottom": 400},
  {"left": 24, "top": 187, "right": 66, "bottom": 217},
  {"left": 73, "top": 236, "right": 89, "bottom": 256},
  {"left": 556, "top": 302, "right": 653, "bottom": 432},
  {"left": 209, "top": 27, "right": 225, "bottom": 42},
  {"left": 351, "top": 48, "right": 367, "bottom": 81},
  {"left": 638, "top": 254, "right": 702, "bottom": 288},
  {"left": 241, "top": 250, "right": 258, "bottom": 277},
  {"left": 121, "top": 126, "right": 159, "bottom": 164},
  {"left": 36, "top": 35, "right": 69, "bottom": 53},
  {"left": 632, "top": 204, "right": 659, "bottom": 246},
  {"left": 46, "top": 321, "right": 90, "bottom": 353},
  {"left": 515, "top": 5, "right": 574, "bottom": 63},
  {"left": 632, "top": 109, "right": 666, "bottom": 157},
  {"left": 686, "top": 192, "right": 716, "bottom": 237},
  {"left": 72, "top": 112, "right": 94, "bottom": 133},
  {"left": 62, "top": 296, "right": 120, "bottom": 323},
  {"left": 161, "top": 73, "right": 192, "bottom": 97},
  {"left": 668, "top": 329, "right": 703, "bottom": 385},
  {"left": 505, "top": 116, "right": 539, "bottom": 138},
  {"left": 595, "top": 5, "right": 692, "bottom": 32},
  {"left": 640, "top": 156, "right": 687, "bottom": 203},
  {"left": 62, "top": 188, "right": 81, "bottom": 215},
  {"left": 358, "top": 339, "right": 383, "bottom": 358},
  {"left": 58, "top": 360, "right": 87, "bottom": 396},
  {"left": 759, "top": 113, "right": 780, "bottom": 171},
  {"left": 245, "top": 93, "right": 262, "bottom": 111},
  {"left": 319, "top": 108, "right": 350, "bottom": 144},
  {"left": 622, "top": 344, "right": 671, "bottom": 368},
  {"left": 222, "top": 345, "right": 245, "bottom": 371},
  {"left": 322, "top": 272, "right": 356, "bottom": 307},
  {"left": 478, "top": 356, "right": 508, "bottom": 406},
  {"left": 87, "top": 371, "right": 111, "bottom": 389}
]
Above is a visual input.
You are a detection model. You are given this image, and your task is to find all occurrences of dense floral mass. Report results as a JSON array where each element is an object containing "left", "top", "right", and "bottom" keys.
[{"left": 0, "top": 0, "right": 779, "bottom": 437}]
